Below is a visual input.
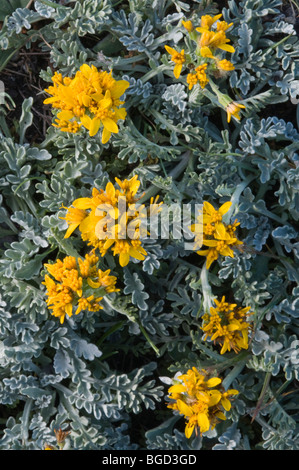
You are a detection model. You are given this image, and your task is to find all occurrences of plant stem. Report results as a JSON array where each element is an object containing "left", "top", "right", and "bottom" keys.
[
  {"left": 222, "top": 357, "right": 248, "bottom": 390},
  {"left": 138, "top": 151, "right": 191, "bottom": 203},
  {"left": 138, "top": 322, "right": 160, "bottom": 357},
  {"left": 200, "top": 262, "right": 213, "bottom": 313},
  {"left": 21, "top": 398, "right": 33, "bottom": 447}
]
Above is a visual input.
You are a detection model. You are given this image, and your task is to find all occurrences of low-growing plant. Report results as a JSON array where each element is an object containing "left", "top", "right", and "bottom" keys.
[{"left": 0, "top": 0, "right": 298, "bottom": 451}]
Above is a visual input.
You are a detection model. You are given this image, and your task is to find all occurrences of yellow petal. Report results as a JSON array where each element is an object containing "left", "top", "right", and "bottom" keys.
[
  {"left": 200, "top": 46, "right": 213, "bottom": 57},
  {"left": 165, "top": 45, "right": 177, "bottom": 55},
  {"left": 176, "top": 399, "right": 193, "bottom": 417},
  {"left": 99, "top": 96, "right": 113, "bottom": 109},
  {"left": 82, "top": 94, "right": 92, "bottom": 107},
  {"left": 197, "top": 413, "right": 210, "bottom": 433},
  {"left": 206, "top": 377, "right": 222, "bottom": 388},
  {"left": 57, "top": 110, "right": 74, "bottom": 121},
  {"left": 218, "top": 44, "right": 235, "bottom": 53},
  {"left": 110, "top": 80, "right": 130, "bottom": 99},
  {"left": 219, "top": 201, "right": 232, "bottom": 216},
  {"left": 119, "top": 252, "right": 130, "bottom": 267},
  {"left": 80, "top": 114, "right": 92, "bottom": 130},
  {"left": 102, "top": 128, "right": 111, "bottom": 144},
  {"left": 216, "top": 411, "right": 227, "bottom": 421},
  {"left": 80, "top": 64, "right": 92, "bottom": 78},
  {"left": 64, "top": 223, "right": 78, "bottom": 239},
  {"left": 102, "top": 117, "right": 119, "bottom": 134},
  {"left": 196, "top": 26, "right": 208, "bottom": 33},
  {"left": 103, "top": 239, "right": 115, "bottom": 250},
  {"left": 208, "top": 390, "right": 222, "bottom": 406},
  {"left": 221, "top": 397, "right": 231, "bottom": 411},
  {"left": 105, "top": 181, "right": 116, "bottom": 198},
  {"left": 115, "top": 107, "right": 127, "bottom": 121},
  {"left": 65, "top": 303, "right": 73, "bottom": 317},
  {"left": 87, "top": 278, "right": 100, "bottom": 289},
  {"left": 185, "top": 423, "right": 195, "bottom": 439},
  {"left": 89, "top": 117, "right": 101, "bottom": 137},
  {"left": 129, "top": 248, "right": 146, "bottom": 261},
  {"left": 72, "top": 198, "right": 93, "bottom": 210},
  {"left": 173, "top": 63, "right": 183, "bottom": 79},
  {"left": 168, "top": 384, "right": 186, "bottom": 394}
]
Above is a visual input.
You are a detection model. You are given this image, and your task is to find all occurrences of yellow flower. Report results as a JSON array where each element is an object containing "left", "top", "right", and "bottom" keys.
[
  {"left": 226, "top": 101, "right": 246, "bottom": 123},
  {"left": 87, "top": 268, "right": 119, "bottom": 293},
  {"left": 61, "top": 176, "right": 153, "bottom": 267},
  {"left": 216, "top": 20, "right": 234, "bottom": 32},
  {"left": 192, "top": 200, "right": 243, "bottom": 269},
  {"left": 197, "top": 30, "right": 235, "bottom": 58},
  {"left": 167, "top": 367, "right": 238, "bottom": 438},
  {"left": 196, "top": 14, "right": 222, "bottom": 32},
  {"left": 216, "top": 59, "right": 235, "bottom": 71},
  {"left": 43, "top": 253, "right": 118, "bottom": 323},
  {"left": 60, "top": 205, "right": 87, "bottom": 239},
  {"left": 182, "top": 19, "right": 194, "bottom": 32},
  {"left": 165, "top": 45, "right": 186, "bottom": 78},
  {"left": 202, "top": 200, "right": 232, "bottom": 229},
  {"left": 202, "top": 296, "right": 253, "bottom": 354},
  {"left": 197, "top": 224, "right": 239, "bottom": 269},
  {"left": 186, "top": 64, "right": 209, "bottom": 90},
  {"left": 44, "top": 64, "right": 129, "bottom": 144}
]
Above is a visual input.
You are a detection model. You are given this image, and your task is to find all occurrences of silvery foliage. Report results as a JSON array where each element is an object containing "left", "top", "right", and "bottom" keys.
[{"left": 0, "top": 0, "right": 298, "bottom": 450}]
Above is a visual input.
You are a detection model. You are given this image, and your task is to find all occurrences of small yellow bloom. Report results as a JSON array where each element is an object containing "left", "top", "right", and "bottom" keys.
[
  {"left": 197, "top": 30, "right": 235, "bottom": 58},
  {"left": 226, "top": 101, "right": 246, "bottom": 123},
  {"left": 44, "top": 64, "right": 129, "bottom": 144},
  {"left": 43, "top": 253, "right": 118, "bottom": 323},
  {"left": 202, "top": 296, "right": 253, "bottom": 354},
  {"left": 61, "top": 176, "right": 153, "bottom": 267},
  {"left": 216, "top": 59, "right": 235, "bottom": 71},
  {"left": 192, "top": 200, "right": 243, "bottom": 269},
  {"left": 165, "top": 45, "right": 186, "bottom": 78},
  {"left": 216, "top": 20, "right": 234, "bottom": 32},
  {"left": 167, "top": 367, "right": 238, "bottom": 438},
  {"left": 60, "top": 205, "right": 87, "bottom": 239},
  {"left": 196, "top": 14, "right": 222, "bottom": 32},
  {"left": 182, "top": 19, "right": 194, "bottom": 32},
  {"left": 186, "top": 64, "right": 209, "bottom": 90}
]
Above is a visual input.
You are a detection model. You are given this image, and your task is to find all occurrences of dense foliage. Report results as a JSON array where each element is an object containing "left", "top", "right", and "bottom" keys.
[{"left": 0, "top": 0, "right": 298, "bottom": 450}]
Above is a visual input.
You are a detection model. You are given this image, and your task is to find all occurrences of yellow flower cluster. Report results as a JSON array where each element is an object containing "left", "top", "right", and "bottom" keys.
[
  {"left": 165, "top": 14, "right": 235, "bottom": 90},
  {"left": 44, "top": 64, "right": 130, "bottom": 144},
  {"left": 195, "top": 14, "right": 235, "bottom": 60},
  {"left": 164, "top": 14, "right": 246, "bottom": 122},
  {"left": 202, "top": 296, "right": 253, "bottom": 354},
  {"left": 191, "top": 200, "right": 243, "bottom": 269},
  {"left": 167, "top": 367, "right": 238, "bottom": 438},
  {"left": 43, "top": 252, "right": 118, "bottom": 324},
  {"left": 61, "top": 175, "right": 162, "bottom": 267}
]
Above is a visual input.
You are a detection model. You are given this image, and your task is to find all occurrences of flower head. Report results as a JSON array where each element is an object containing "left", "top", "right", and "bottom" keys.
[
  {"left": 43, "top": 253, "right": 118, "bottom": 323},
  {"left": 61, "top": 176, "right": 161, "bottom": 267},
  {"left": 197, "top": 14, "right": 223, "bottom": 32},
  {"left": 191, "top": 200, "right": 242, "bottom": 269},
  {"left": 186, "top": 64, "right": 209, "bottom": 90},
  {"left": 44, "top": 64, "right": 129, "bottom": 144},
  {"left": 165, "top": 45, "right": 186, "bottom": 78},
  {"left": 182, "top": 20, "right": 194, "bottom": 32},
  {"left": 216, "top": 59, "right": 235, "bottom": 71},
  {"left": 198, "top": 30, "right": 235, "bottom": 58},
  {"left": 202, "top": 296, "right": 253, "bottom": 354},
  {"left": 226, "top": 101, "right": 246, "bottom": 123},
  {"left": 167, "top": 367, "right": 238, "bottom": 438}
]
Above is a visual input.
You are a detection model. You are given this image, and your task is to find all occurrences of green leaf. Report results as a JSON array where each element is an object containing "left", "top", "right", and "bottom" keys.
[
  {"left": 18, "top": 97, "right": 33, "bottom": 144},
  {"left": 0, "top": 0, "right": 29, "bottom": 21}
]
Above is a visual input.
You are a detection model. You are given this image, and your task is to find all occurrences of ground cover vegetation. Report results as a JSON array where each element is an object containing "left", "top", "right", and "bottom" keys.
[{"left": 0, "top": 0, "right": 298, "bottom": 450}]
